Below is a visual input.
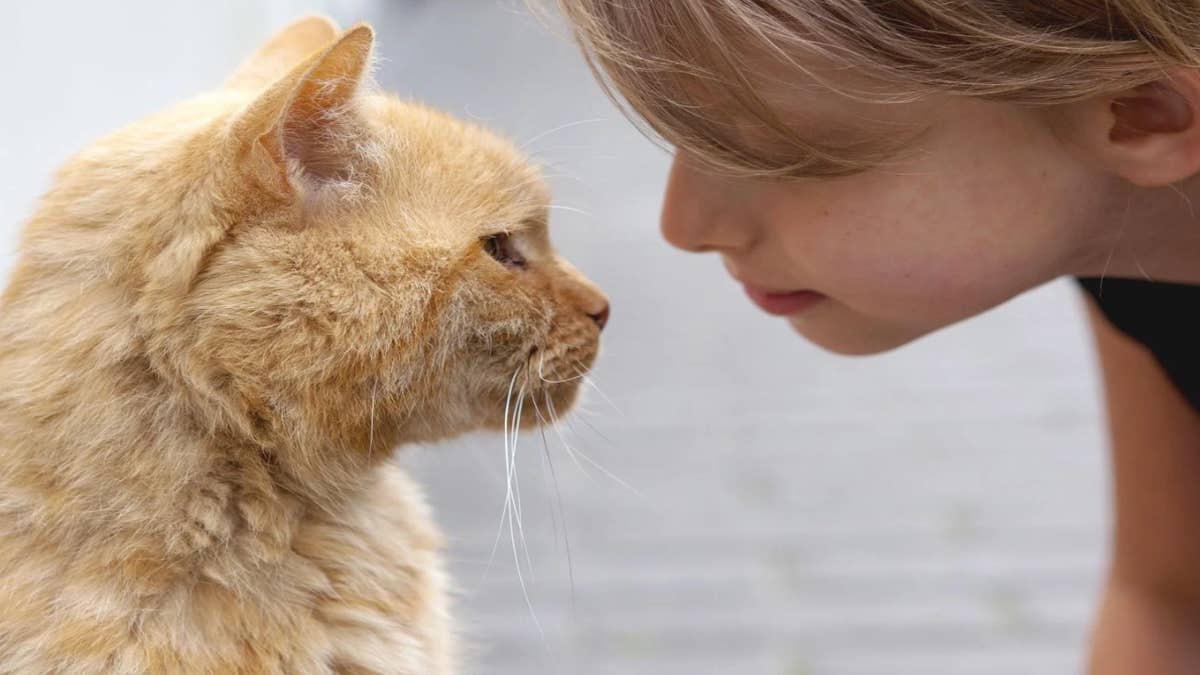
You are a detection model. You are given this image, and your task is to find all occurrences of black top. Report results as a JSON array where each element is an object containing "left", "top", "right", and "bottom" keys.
[{"left": 1077, "top": 277, "right": 1200, "bottom": 412}]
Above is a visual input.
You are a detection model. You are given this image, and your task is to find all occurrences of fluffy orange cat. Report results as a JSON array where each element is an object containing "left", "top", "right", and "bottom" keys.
[{"left": 0, "top": 15, "right": 607, "bottom": 674}]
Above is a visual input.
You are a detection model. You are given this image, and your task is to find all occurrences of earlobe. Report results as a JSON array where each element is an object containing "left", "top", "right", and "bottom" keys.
[{"left": 1096, "top": 73, "right": 1200, "bottom": 187}]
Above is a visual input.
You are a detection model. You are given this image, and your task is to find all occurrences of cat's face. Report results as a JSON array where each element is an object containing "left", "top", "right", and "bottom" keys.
[{"left": 139, "top": 20, "right": 607, "bottom": 452}]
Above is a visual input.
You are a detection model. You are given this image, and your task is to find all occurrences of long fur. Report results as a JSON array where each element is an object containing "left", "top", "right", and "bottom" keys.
[{"left": 0, "top": 16, "right": 607, "bottom": 674}]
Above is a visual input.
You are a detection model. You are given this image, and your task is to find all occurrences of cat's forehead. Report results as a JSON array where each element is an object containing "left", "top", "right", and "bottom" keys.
[{"left": 369, "top": 98, "right": 550, "bottom": 237}]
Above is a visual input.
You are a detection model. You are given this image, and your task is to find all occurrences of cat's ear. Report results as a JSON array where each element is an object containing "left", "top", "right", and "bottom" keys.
[
  {"left": 229, "top": 24, "right": 375, "bottom": 200},
  {"left": 226, "top": 15, "right": 341, "bottom": 90}
]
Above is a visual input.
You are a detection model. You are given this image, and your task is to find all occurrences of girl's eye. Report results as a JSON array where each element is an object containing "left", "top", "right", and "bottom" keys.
[{"left": 481, "top": 232, "right": 526, "bottom": 269}]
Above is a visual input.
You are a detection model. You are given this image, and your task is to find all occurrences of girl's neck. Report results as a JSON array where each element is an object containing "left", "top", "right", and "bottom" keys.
[{"left": 1074, "top": 178, "right": 1200, "bottom": 285}]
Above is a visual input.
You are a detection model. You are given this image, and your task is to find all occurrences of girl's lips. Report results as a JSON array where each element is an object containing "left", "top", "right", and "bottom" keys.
[{"left": 742, "top": 285, "right": 825, "bottom": 316}]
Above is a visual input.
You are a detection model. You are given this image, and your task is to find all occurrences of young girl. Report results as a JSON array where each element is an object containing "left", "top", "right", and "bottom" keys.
[{"left": 555, "top": 1, "right": 1200, "bottom": 672}]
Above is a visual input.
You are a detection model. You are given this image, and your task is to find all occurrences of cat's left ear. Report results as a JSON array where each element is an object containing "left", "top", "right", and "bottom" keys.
[
  {"left": 226, "top": 15, "right": 341, "bottom": 90},
  {"left": 229, "top": 24, "right": 375, "bottom": 200}
]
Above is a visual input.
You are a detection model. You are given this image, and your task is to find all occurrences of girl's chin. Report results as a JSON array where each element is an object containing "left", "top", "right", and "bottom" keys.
[{"left": 787, "top": 312, "right": 932, "bottom": 357}]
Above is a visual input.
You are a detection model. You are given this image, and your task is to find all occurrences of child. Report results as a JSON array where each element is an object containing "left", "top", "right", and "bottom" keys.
[{"left": 556, "top": 1, "right": 1200, "bottom": 672}]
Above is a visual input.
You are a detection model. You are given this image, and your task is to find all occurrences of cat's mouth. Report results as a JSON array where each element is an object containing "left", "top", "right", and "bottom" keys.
[{"left": 490, "top": 342, "right": 597, "bottom": 431}]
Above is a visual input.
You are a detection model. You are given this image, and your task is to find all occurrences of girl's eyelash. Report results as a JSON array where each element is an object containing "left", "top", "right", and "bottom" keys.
[{"left": 481, "top": 232, "right": 526, "bottom": 269}]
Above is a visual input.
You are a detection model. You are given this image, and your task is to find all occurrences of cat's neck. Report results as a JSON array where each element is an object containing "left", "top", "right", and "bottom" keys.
[{"left": 0, "top": 287, "right": 392, "bottom": 563}]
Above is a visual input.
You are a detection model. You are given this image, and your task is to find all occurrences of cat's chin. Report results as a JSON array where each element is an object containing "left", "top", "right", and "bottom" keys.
[
  {"left": 476, "top": 379, "right": 586, "bottom": 433},
  {"left": 524, "top": 380, "right": 585, "bottom": 426}
]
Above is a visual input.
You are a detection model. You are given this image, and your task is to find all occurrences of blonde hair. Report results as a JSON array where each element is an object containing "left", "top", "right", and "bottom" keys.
[{"left": 555, "top": 0, "right": 1200, "bottom": 177}]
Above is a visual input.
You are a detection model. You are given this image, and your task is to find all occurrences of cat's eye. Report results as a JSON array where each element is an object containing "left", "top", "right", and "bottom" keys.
[{"left": 481, "top": 232, "right": 526, "bottom": 269}]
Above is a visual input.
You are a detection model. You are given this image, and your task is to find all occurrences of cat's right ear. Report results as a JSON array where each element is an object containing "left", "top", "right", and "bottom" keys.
[{"left": 227, "top": 25, "right": 375, "bottom": 203}]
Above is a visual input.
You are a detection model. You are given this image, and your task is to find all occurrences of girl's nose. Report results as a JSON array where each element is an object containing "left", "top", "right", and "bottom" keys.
[{"left": 659, "top": 153, "right": 751, "bottom": 254}]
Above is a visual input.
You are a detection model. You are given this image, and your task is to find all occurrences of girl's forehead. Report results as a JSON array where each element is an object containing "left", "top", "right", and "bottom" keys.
[
  {"left": 569, "top": 0, "right": 946, "bottom": 177},
  {"left": 741, "top": 47, "right": 939, "bottom": 130},
  {"left": 695, "top": 51, "right": 941, "bottom": 173}
]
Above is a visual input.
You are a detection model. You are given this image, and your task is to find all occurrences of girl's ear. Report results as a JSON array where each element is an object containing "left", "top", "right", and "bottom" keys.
[
  {"left": 228, "top": 24, "right": 375, "bottom": 200},
  {"left": 1061, "top": 71, "right": 1200, "bottom": 187},
  {"left": 226, "top": 15, "right": 341, "bottom": 90}
]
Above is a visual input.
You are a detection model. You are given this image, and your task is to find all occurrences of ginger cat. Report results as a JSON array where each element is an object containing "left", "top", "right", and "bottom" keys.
[{"left": 0, "top": 16, "right": 607, "bottom": 674}]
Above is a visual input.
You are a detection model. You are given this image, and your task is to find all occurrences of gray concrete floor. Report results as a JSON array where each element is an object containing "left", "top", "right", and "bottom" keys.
[{"left": 3, "top": 2, "right": 1110, "bottom": 674}]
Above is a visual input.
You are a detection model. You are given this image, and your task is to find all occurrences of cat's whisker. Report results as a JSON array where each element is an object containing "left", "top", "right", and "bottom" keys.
[
  {"left": 536, "top": 356, "right": 589, "bottom": 385},
  {"left": 460, "top": 103, "right": 489, "bottom": 123},
  {"left": 569, "top": 408, "right": 618, "bottom": 447},
  {"left": 483, "top": 496, "right": 512, "bottom": 585},
  {"left": 543, "top": 391, "right": 591, "bottom": 479},
  {"left": 531, "top": 165, "right": 588, "bottom": 187},
  {"left": 547, "top": 204, "right": 594, "bottom": 218},
  {"left": 532, "top": 145, "right": 610, "bottom": 155},
  {"left": 519, "top": 118, "right": 608, "bottom": 152},
  {"left": 562, "top": 438, "right": 641, "bottom": 497},
  {"left": 510, "top": 381, "right": 536, "bottom": 581},
  {"left": 538, "top": 371, "right": 589, "bottom": 385},
  {"left": 544, "top": 391, "right": 641, "bottom": 497},
  {"left": 576, "top": 370, "right": 625, "bottom": 419},
  {"left": 507, "top": 487, "right": 546, "bottom": 646},
  {"left": 506, "top": 374, "right": 545, "bottom": 643},
  {"left": 529, "top": 388, "right": 577, "bottom": 615},
  {"left": 496, "top": 170, "right": 561, "bottom": 197},
  {"left": 489, "top": 374, "right": 531, "bottom": 586},
  {"left": 543, "top": 389, "right": 591, "bottom": 467},
  {"left": 493, "top": 361, "right": 540, "bottom": 618},
  {"left": 537, "top": 163, "right": 588, "bottom": 177},
  {"left": 484, "top": 367, "right": 524, "bottom": 582}
]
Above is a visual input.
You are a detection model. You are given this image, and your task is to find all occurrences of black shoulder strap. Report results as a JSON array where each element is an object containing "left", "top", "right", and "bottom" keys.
[{"left": 1077, "top": 276, "right": 1200, "bottom": 413}]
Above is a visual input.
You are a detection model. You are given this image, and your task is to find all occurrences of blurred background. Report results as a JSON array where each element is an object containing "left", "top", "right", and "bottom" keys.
[{"left": 1, "top": 2, "right": 1110, "bottom": 673}]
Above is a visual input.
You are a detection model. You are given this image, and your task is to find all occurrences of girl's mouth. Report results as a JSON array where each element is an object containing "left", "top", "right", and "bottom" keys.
[{"left": 742, "top": 285, "right": 826, "bottom": 316}]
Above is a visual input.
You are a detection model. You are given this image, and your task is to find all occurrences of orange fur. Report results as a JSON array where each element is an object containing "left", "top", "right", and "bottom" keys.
[{"left": 0, "top": 16, "right": 607, "bottom": 674}]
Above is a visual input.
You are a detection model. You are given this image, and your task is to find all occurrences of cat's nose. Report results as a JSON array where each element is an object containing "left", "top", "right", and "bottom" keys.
[{"left": 588, "top": 303, "right": 610, "bottom": 331}]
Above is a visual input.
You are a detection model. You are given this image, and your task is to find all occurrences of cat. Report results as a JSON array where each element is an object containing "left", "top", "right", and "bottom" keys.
[{"left": 0, "top": 15, "right": 608, "bottom": 674}]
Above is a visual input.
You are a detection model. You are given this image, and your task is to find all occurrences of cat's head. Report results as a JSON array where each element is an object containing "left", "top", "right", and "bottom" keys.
[{"left": 44, "top": 17, "right": 608, "bottom": 459}]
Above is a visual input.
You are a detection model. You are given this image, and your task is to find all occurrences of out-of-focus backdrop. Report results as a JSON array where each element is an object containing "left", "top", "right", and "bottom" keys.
[{"left": 1, "top": 2, "right": 1109, "bottom": 673}]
